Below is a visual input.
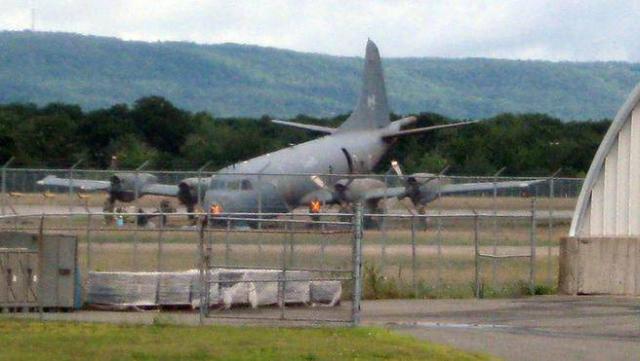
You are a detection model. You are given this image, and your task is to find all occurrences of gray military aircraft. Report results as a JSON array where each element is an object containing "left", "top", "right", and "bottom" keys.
[{"left": 38, "top": 40, "right": 539, "bottom": 218}]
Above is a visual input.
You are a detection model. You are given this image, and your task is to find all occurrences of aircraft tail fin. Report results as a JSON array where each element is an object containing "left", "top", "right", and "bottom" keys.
[{"left": 338, "top": 39, "right": 390, "bottom": 132}]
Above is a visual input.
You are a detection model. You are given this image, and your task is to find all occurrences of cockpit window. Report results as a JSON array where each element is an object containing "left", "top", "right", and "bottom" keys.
[{"left": 241, "top": 179, "right": 253, "bottom": 190}]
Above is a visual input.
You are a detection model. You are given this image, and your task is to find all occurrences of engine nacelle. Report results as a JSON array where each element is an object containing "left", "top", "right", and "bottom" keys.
[
  {"left": 177, "top": 177, "right": 209, "bottom": 210},
  {"left": 407, "top": 173, "right": 451, "bottom": 206},
  {"left": 110, "top": 173, "right": 158, "bottom": 202}
]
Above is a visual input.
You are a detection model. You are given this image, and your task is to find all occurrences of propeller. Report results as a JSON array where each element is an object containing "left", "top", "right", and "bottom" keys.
[
  {"left": 390, "top": 160, "right": 449, "bottom": 215},
  {"left": 177, "top": 181, "right": 198, "bottom": 219},
  {"left": 102, "top": 173, "right": 157, "bottom": 213},
  {"left": 309, "top": 148, "right": 359, "bottom": 208}
]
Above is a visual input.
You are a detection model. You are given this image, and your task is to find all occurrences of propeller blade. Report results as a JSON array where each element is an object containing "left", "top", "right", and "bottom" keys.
[
  {"left": 310, "top": 175, "right": 328, "bottom": 190},
  {"left": 391, "top": 160, "right": 403, "bottom": 177}
]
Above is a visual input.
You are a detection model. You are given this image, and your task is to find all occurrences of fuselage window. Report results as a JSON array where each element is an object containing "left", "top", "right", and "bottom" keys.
[{"left": 227, "top": 181, "right": 240, "bottom": 191}]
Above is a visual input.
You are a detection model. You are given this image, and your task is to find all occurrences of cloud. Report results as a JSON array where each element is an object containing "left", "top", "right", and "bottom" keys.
[{"left": 2, "top": 0, "right": 640, "bottom": 61}]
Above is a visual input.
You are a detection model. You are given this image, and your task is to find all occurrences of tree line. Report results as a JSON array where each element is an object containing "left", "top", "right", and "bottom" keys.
[{"left": 0, "top": 96, "right": 610, "bottom": 177}]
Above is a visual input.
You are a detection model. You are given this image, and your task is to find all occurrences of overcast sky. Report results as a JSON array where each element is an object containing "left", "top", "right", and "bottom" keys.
[{"left": 2, "top": 0, "right": 639, "bottom": 61}]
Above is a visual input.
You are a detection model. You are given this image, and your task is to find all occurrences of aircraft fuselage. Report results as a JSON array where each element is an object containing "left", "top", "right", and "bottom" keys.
[{"left": 203, "top": 129, "right": 390, "bottom": 213}]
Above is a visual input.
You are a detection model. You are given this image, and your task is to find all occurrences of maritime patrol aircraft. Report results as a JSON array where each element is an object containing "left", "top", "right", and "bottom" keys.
[{"left": 38, "top": 40, "right": 538, "bottom": 217}]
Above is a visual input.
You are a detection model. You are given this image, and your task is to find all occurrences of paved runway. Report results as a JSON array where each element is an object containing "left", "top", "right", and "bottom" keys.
[{"left": 364, "top": 296, "right": 640, "bottom": 361}]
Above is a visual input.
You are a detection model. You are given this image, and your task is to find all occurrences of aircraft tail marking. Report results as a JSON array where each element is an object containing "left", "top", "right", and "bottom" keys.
[{"left": 338, "top": 39, "right": 390, "bottom": 132}]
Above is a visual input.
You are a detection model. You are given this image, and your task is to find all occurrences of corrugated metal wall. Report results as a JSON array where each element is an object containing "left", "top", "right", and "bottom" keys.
[{"left": 572, "top": 84, "right": 640, "bottom": 236}]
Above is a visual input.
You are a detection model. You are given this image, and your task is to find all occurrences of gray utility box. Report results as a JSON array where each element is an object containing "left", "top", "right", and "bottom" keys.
[
  {"left": 0, "top": 232, "right": 79, "bottom": 309},
  {"left": 0, "top": 248, "right": 38, "bottom": 306}
]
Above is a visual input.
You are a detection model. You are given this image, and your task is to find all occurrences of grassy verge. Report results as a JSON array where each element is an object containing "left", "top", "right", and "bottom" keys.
[{"left": 0, "top": 320, "right": 497, "bottom": 361}]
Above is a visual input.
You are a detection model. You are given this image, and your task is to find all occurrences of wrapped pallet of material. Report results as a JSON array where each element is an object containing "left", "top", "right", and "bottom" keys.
[
  {"left": 282, "top": 270, "right": 311, "bottom": 305},
  {"left": 157, "top": 270, "right": 198, "bottom": 306},
  {"left": 310, "top": 281, "right": 342, "bottom": 306},
  {"left": 219, "top": 268, "right": 269, "bottom": 309},
  {"left": 190, "top": 269, "right": 221, "bottom": 309},
  {"left": 217, "top": 269, "right": 249, "bottom": 289},
  {"left": 221, "top": 281, "right": 251, "bottom": 309},
  {"left": 244, "top": 270, "right": 312, "bottom": 308},
  {"left": 87, "top": 271, "right": 158, "bottom": 306},
  {"left": 245, "top": 270, "right": 280, "bottom": 308}
]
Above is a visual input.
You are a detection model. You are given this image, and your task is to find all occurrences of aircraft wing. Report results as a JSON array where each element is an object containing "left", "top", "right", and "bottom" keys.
[
  {"left": 437, "top": 179, "right": 544, "bottom": 195},
  {"left": 36, "top": 175, "right": 111, "bottom": 191},
  {"left": 141, "top": 183, "right": 180, "bottom": 197},
  {"left": 360, "top": 186, "right": 408, "bottom": 202},
  {"left": 357, "top": 179, "right": 543, "bottom": 202}
]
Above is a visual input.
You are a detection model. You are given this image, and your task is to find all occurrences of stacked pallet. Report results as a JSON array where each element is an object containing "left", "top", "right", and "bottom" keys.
[{"left": 86, "top": 268, "right": 341, "bottom": 309}]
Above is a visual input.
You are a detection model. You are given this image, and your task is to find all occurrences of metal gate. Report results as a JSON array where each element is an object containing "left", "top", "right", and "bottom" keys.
[{"left": 198, "top": 205, "right": 364, "bottom": 325}]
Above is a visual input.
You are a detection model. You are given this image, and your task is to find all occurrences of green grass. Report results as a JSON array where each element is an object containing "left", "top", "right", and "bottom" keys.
[{"left": 0, "top": 320, "right": 497, "bottom": 361}]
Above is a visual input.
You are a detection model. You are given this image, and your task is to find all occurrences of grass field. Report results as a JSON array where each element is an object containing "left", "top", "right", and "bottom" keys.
[{"left": 0, "top": 320, "right": 497, "bottom": 361}]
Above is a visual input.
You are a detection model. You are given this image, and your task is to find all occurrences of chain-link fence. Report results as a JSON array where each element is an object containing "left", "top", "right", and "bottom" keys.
[
  {"left": 0, "top": 210, "right": 363, "bottom": 325},
  {"left": 0, "top": 168, "right": 575, "bottom": 323},
  {"left": 1, "top": 201, "right": 546, "bottom": 325}
]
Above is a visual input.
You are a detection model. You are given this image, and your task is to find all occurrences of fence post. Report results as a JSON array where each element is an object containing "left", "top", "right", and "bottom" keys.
[
  {"left": 411, "top": 214, "right": 417, "bottom": 298},
  {"left": 474, "top": 212, "right": 480, "bottom": 299},
  {"left": 257, "top": 173, "right": 263, "bottom": 230},
  {"left": 85, "top": 213, "right": 92, "bottom": 273},
  {"left": 351, "top": 202, "right": 364, "bottom": 326},
  {"left": 491, "top": 167, "right": 506, "bottom": 285},
  {"left": 436, "top": 175, "right": 443, "bottom": 286},
  {"left": 224, "top": 218, "right": 231, "bottom": 266},
  {"left": 198, "top": 216, "right": 207, "bottom": 325},
  {"left": 37, "top": 215, "right": 45, "bottom": 321},
  {"left": 197, "top": 161, "right": 212, "bottom": 208},
  {"left": 547, "top": 168, "right": 561, "bottom": 285},
  {"left": 156, "top": 212, "right": 165, "bottom": 272},
  {"left": 1, "top": 157, "right": 15, "bottom": 216},
  {"left": 132, "top": 160, "right": 149, "bottom": 271},
  {"left": 68, "top": 159, "right": 82, "bottom": 216},
  {"left": 529, "top": 197, "right": 537, "bottom": 295},
  {"left": 279, "top": 215, "right": 289, "bottom": 320}
]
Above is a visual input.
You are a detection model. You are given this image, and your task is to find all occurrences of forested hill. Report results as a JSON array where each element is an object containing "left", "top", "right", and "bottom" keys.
[
  {"left": 1, "top": 31, "right": 640, "bottom": 120},
  {"left": 0, "top": 98, "right": 609, "bottom": 176}
]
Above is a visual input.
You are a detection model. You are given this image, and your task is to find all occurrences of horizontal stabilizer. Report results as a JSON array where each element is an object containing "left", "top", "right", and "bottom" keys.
[
  {"left": 36, "top": 175, "right": 111, "bottom": 191},
  {"left": 271, "top": 119, "right": 336, "bottom": 134},
  {"left": 382, "top": 120, "right": 478, "bottom": 140}
]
